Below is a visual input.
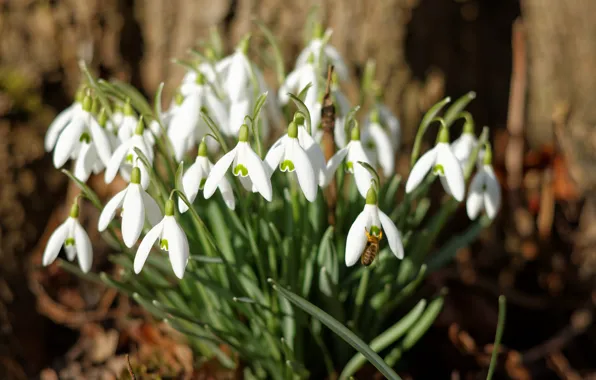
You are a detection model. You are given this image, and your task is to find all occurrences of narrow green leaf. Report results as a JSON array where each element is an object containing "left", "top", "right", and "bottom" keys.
[
  {"left": 289, "top": 93, "right": 312, "bottom": 136},
  {"left": 401, "top": 290, "right": 445, "bottom": 350},
  {"left": 270, "top": 279, "right": 402, "bottom": 380},
  {"left": 410, "top": 97, "right": 451, "bottom": 167},
  {"left": 102, "top": 79, "right": 153, "bottom": 118},
  {"left": 297, "top": 82, "right": 313, "bottom": 102},
  {"left": 443, "top": 91, "right": 476, "bottom": 128},
  {"left": 357, "top": 161, "right": 380, "bottom": 190},
  {"left": 486, "top": 296, "right": 506, "bottom": 380},
  {"left": 61, "top": 169, "right": 102, "bottom": 209},
  {"left": 200, "top": 110, "right": 229, "bottom": 153},
  {"left": 57, "top": 259, "right": 103, "bottom": 286}
]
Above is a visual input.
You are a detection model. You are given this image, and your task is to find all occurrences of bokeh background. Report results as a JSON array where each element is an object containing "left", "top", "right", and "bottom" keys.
[{"left": 1, "top": 0, "right": 596, "bottom": 378}]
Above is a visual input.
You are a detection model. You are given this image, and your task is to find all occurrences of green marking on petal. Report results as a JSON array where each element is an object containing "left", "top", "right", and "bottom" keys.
[
  {"left": 160, "top": 239, "right": 169, "bottom": 251},
  {"left": 233, "top": 164, "right": 248, "bottom": 177},
  {"left": 126, "top": 153, "right": 134, "bottom": 163},
  {"left": 199, "top": 178, "right": 207, "bottom": 189},
  {"left": 370, "top": 225, "right": 381, "bottom": 237},
  {"left": 346, "top": 161, "right": 354, "bottom": 171},
  {"left": 79, "top": 132, "right": 91, "bottom": 143},
  {"left": 433, "top": 164, "right": 445, "bottom": 176},
  {"left": 65, "top": 237, "right": 75, "bottom": 247},
  {"left": 280, "top": 160, "right": 295, "bottom": 172}
]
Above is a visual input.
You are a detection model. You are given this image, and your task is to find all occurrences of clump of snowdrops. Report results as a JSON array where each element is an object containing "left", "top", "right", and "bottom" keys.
[{"left": 41, "top": 21, "right": 503, "bottom": 379}]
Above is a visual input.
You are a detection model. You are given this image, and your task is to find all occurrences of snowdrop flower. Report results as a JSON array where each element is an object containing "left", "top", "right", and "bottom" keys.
[
  {"left": 296, "top": 25, "right": 349, "bottom": 82},
  {"left": 168, "top": 72, "right": 227, "bottom": 160},
  {"left": 52, "top": 95, "right": 112, "bottom": 171},
  {"left": 362, "top": 109, "right": 395, "bottom": 177},
  {"left": 134, "top": 199, "right": 189, "bottom": 279},
  {"left": 405, "top": 125, "right": 465, "bottom": 201},
  {"left": 467, "top": 144, "right": 501, "bottom": 220},
  {"left": 116, "top": 101, "right": 139, "bottom": 142},
  {"left": 98, "top": 166, "right": 162, "bottom": 248},
  {"left": 294, "top": 114, "right": 326, "bottom": 186},
  {"left": 279, "top": 54, "right": 320, "bottom": 117},
  {"left": 345, "top": 186, "right": 404, "bottom": 266},
  {"left": 73, "top": 109, "right": 111, "bottom": 182},
  {"left": 264, "top": 121, "right": 318, "bottom": 202},
  {"left": 105, "top": 118, "right": 154, "bottom": 190},
  {"left": 204, "top": 124, "right": 272, "bottom": 201},
  {"left": 324, "top": 125, "right": 374, "bottom": 198},
  {"left": 363, "top": 91, "right": 401, "bottom": 148},
  {"left": 179, "top": 139, "right": 235, "bottom": 213},
  {"left": 42, "top": 201, "right": 93, "bottom": 273},
  {"left": 450, "top": 114, "right": 477, "bottom": 169},
  {"left": 45, "top": 88, "right": 85, "bottom": 152}
]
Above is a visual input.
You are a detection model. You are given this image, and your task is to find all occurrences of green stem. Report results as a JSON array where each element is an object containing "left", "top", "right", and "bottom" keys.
[{"left": 486, "top": 296, "right": 506, "bottom": 380}]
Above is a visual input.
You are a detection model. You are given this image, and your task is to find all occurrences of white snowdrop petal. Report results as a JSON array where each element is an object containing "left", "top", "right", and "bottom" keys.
[
  {"left": 438, "top": 143, "right": 465, "bottom": 201},
  {"left": 205, "top": 93, "right": 229, "bottom": 131},
  {"left": 104, "top": 141, "right": 130, "bottom": 184},
  {"left": 45, "top": 105, "right": 74, "bottom": 151},
  {"left": 164, "top": 217, "right": 190, "bottom": 279},
  {"left": 483, "top": 167, "right": 502, "bottom": 219},
  {"left": 368, "top": 123, "right": 395, "bottom": 177},
  {"left": 204, "top": 147, "right": 237, "bottom": 198},
  {"left": 217, "top": 176, "right": 236, "bottom": 210},
  {"left": 290, "top": 139, "right": 318, "bottom": 202},
  {"left": 405, "top": 147, "right": 438, "bottom": 194},
  {"left": 353, "top": 162, "right": 373, "bottom": 198},
  {"left": 138, "top": 164, "right": 151, "bottom": 191},
  {"left": 53, "top": 118, "right": 85, "bottom": 168},
  {"left": 64, "top": 245, "right": 76, "bottom": 262},
  {"left": 74, "top": 143, "right": 95, "bottom": 182},
  {"left": 88, "top": 117, "right": 112, "bottom": 165},
  {"left": 325, "top": 45, "right": 349, "bottom": 81},
  {"left": 73, "top": 220, "right": 93, "bottom": 273},
  {"left": 134, "top": 221, "right": 164, "bottom": 274},
  {"left": 466, "top": 171, "right": 485, "bottom": 220},
  {"left": 121, "top": 185, "right": 145, "bottom": 248},
  {"left": 379, "top": 210, "right": 404, "bottom": 259},
  {"left": 243, "top": 144, "right": 273, "bottom": 201},
  {"left": 42, "top": 220, "right": 70, "bottom": 266},
  {"left": 299, "top": 128, "right": 327, "bottom": 186},
  {"left": 439, "top": 175, "right": 453, "bottom": 197},
  {"left": 264, "top": 142, "right": 285, "bottom": 177},
  {"left": 345, "top": 210, "right": 369, "bottom": 267},
  {"left": 179, "top": 161, "right": 203, "bottom": 213},
  {"left": 98, "top": 188, "right": 127, "bottom": 231},
  {"left": 142, "top": 191, "right": 163, "bottom": 227},
  {"left": 228, "top": 99, "right": 252, "bottom": 136},
  {"left": 279, "top": 69, "right": 302, "bottom": 104},
  {"left": 323, "top": 147, "right": 349, "bottom": 186}
]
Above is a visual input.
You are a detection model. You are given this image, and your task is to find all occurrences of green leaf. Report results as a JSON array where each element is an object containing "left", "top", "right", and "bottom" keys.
[
  {"left": 357, "top": 161, "right": 380, "bottom": 190},
  {"left": 270, "top": 279, "right": 402, "bottom": 380},
  {"left": 153, "top": 82, "right": 165, "bottom": 122},
  {"left": 78, "top": 60, "right": 113, "bottom": 119},
  {"left": 340, "top": 299, "right": 427, "bottom": 379},
  {"left": 443, "top": 91, "right": 476, "bottom": 128},
  {"left": 400, "top": 290, "right": 445, "bottom": 350},
  {"left": 289, "top": 93, "right": 312, "bottom": 136},
  {"left": 297, "top": 82, "right": 313, "bottom": 102},
  {"left": 344, "top": 105, "right": 361, "bottom": 138},
  {"left": 101, "top": 79, "right": 153, "bottom": 118},
  {"left": 61, "top": 169, "right": 102, "bottom": 209},
  {"left": 410, "top": 97, "right": 451, "bottom": 167},
  {"left": 254, "top": 19, "right": 286, "bottom": 85},
  {"left": 200, "top": 110, "right": 229, "bottom": 153},
  {"left": 486, "top": 296, "right": 506, "bottom": 380}
]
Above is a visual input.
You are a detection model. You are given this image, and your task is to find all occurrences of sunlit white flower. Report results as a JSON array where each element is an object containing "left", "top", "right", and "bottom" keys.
[
  {"left": 168, "top": 72, "right": 227, "bottom": 160},
  {"left": 105, "top": 119, "right": 154, "bottom": 190},
  {"left": 362, "top": 109, "right": 395, "bottom": 177},
  {"left": 179, "top": 140, "right": 235, "bottom": 213},
  {"left": 134, "top": 199, "right": 190, "bottom": 279},
  {"left": 204, "top": 124, "right": 272, "bottom": 201},
  {"left": 52, "top": 95, "right": 112, "bottom": 171},
  {"left": 45, "top": 89, "right": 85, "bottom": 152},
  {"left": 363, "top": 103, "right": 401, "bottom": 148},
  {"left": 73, "top": 109, "right": 112, "bottom": 182},
  {"left": 345, "top": 187, "right": 404, "bottom": 266},
  {"left": 405, "top": 127, "right": 465, "bottom": 201},
  {"left": 451, "top": 118, "right": 477, "bottom": 169},
  {"left": 279, "top": 56, "right": 320, "bottom": 118},
  {"left": 116, "top": 101, "right": 139, "bottom": 142},
  {"left": 295, "top": 116, "right": 326, "bottom": 187},
  {"left": 181, "top": 61, "right": 220, "bottom": 94},
  {"left": 42, "top": 202, "right": 93, "bottom": 273},
  {"left": 467, "top": 145, "right": 501, "bottom": 220},
  {"left": 98, "top": 166, "right": 162, "bottom": 248},
  {"left": 264, "top": 121, "right": 318, "bottom": 202},
  {"left": 296, "top": 27, "right": 349, "bottom": 82},
  {"left": 324, "top": 125, "right": 373, "bottom": 198}
]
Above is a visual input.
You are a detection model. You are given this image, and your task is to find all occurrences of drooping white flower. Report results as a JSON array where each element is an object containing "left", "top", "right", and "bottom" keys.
[
  {"left": 52, "top": 95, "right": 112, "bottom": 171},
  {"left": 362, "top": 109, "right": 395, "bottom": 177},
  {"left": 116, "top": 101, "right": 139, "bottom": 142},
  {"left": 345, "top": 187, "right": 404, "bottom": 266},
  {"left": 42, "top": 202, "right": 93, "bottom": 273},
  {"left": 405, "top": 126, "right": 465, "bottom": 201},
  {"left": 104, "top": 119, "right": 154, "bottom": 190},
  {"left": 467, "top": 145, "right": 501, "bottom": 220},
  {"left": 45, "top": 89, "right": 85, "bottom": 152},
  {"left": 168, "top": 72, "right": 228, "bottom": 160},
  {"left": 451, "top": 118, "right": 477, "bottom": 169},
  {"left": 296, "top": 26, "right": 349, "bottom": 82},
  {"left": 363, "top": 102, "right": 401, "bottom": 149},
  {"left": 98, "top": 166, "right": 162, "bottom": 248},
  {"left": 203, "top": 124, "right": 272, "bottom": 201},
  {"left": 134, "top": 199, "right": 190, "bottom": 279},
  {"left": 179, "top": 139, "right": 235, "bottom": 213},
  {"left": 264, "top": 121, "right": 318, "bottom": 202},
  {"left": 324, "top": 125, "right": 374, "bottom": 198},
  {"left": 73, "top": 109, "right": 112, "bottom": 182},
  {"left": 295, "top": 115, "right": 326, "bottom": 187}
]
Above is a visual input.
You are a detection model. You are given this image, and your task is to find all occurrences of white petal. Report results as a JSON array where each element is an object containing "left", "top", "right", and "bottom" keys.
[
  {"left": 88, "top": 116, "right": 112, "bottom": 165},
  {"left": 379, "top": 105, "right": 401, "bottom": 147},
  {"left": 179, "top": 160, "right": 204, "bottom": 213},
  {"left": 225, "top": 53, "right": 250, "bottom": 102},
  {"left": 138, "top": 164, "right": 151, "bottom": 191},
  {"left": 299, "top": 127, "right": 326, "bottom": 186},
  {"left": 73, "top": 219, "right": 93, "bottom": 272},
  {"left": 204, "top": 147, "right": 237, "bottom": 198},
  {"left": 142, "top": 190, "right": 163, "bottom": 226},
  {"left": 437, "top": 143, "right": 465, "bottom": 201},
  {"left": 42, "top": 220, "right": 70, "bottom": 266},
  {"left": 345, "top": 210, "right": 369, "bottom": 267},
  {"left": 353, "top": 162, "right": 373, "bottom": 198},
  {"left": 163, "top": 217, "right": 190, "bottom": 279},
  {"left": 439, "top": 175, "right": 453, "bottom": 197},
  {"left": 278, "top": 68, "right": 303, "bottom": 104},
  {"left": 264, "top": 141, "right": 285, "bottom": 176},
  {"left": 98, "top": 188, "right": 127, "bottom": 231},
  {"left": 134, "top": 220, "right": 164, "bottom": 274},
  {"left": 405, "top": 147, "right": 438, "bottom": 193},
  {"left": 466, "top": 171, "right": 485, "bottom": 220},
  {"left": 45, "top": 105, "right": 74, "bottom": 151},
  {"left": 323, "top": 147, "right": 349, "bottom": 186},
  {"left": 451, "top": 134, "right": 477, "bottom": 167},
  {"left": 242, "top": 143, "right": 272, "bottom": 201},
  {"left": 379, "top": 211, "right": 404, "bottom": 259},
  {"left": 289, "top": 139, "right": 317, "bottom": 202},
  {"left": 53, "top": 118, "right": 84, "bottom": 168},
  {"left": 74, "top": 143, "right": 95, "bottom": 182},
  {"left": 367, "top": 123, "right": 395, "bottom": 176},
  {"left": 205, "top": 92, "right": 229, "bottom": 130},
  {"left": 104, "top": 141, "right": 130, "bottom": 184},
  {"left": 483, "top": 166, "right": 501, "bottom": 219},
  {"left": 227, "top": 99, "right": 251, "bottom": 136},
  {"left": 217, "top": 175, "right": 236, "bottom": 210},
  {"left": 324, "top": 45, "right": 349, "bottom": 81},
  {"left": 121, "top": 185, "right": 145, "bottom": 248}
]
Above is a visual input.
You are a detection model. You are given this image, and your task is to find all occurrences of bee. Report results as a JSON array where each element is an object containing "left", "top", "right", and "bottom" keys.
[{"left": 361, "top": 228, "right": 383, "bottom": 266}]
